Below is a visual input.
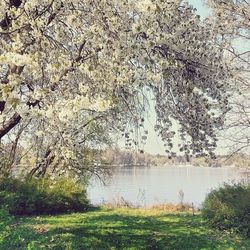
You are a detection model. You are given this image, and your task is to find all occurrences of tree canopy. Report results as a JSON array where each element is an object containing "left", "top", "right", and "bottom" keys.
[
  {"left": 206, "top": 0, "right": 250, "bottom": 154},
  {"left": 0, "top": 0, "right": 231, "bottom": 177}
]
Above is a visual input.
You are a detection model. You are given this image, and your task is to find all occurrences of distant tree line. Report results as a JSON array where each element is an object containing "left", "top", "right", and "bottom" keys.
[{"left": 102, "top": 148, "right": 250, "bottom": 168}]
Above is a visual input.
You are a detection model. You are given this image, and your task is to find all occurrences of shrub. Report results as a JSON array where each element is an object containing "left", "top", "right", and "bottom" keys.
[
  {"left": 0, "top": 209, "right": 13, "bottom": 243},
  {"left": 0, "top": 177, "right": 89, "bottom": 215},
  {"left": 202, "top": 182, "right": 250, "bottom": 236}
]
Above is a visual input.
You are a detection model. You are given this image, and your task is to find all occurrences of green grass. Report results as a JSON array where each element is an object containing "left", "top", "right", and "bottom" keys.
[{"left": 1, "top": 208, "right": 250, "bottom": 250}]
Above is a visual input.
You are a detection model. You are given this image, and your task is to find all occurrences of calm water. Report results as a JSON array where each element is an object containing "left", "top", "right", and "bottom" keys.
[{"left": 87, "top": 166, "right": 242, "bottom": 207}]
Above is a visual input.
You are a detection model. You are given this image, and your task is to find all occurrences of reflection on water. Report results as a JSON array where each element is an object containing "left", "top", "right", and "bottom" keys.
[{"left": 87, "top": 166, "right": 242, "bottom": 207}]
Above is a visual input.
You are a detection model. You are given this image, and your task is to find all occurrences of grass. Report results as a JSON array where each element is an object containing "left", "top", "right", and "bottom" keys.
[{"left": 1, "top": 208, "right": 250, "bottom": 250}]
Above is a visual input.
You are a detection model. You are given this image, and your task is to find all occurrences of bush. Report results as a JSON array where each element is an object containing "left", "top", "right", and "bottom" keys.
[
  {"left": 0, "top": 177, "right": 89, "bottom": 215},
  {"left": 202, "top": 182, "right": 250, "bottom": 236},
  {"left": 0, "top": 209, "right": 13, "bottom": 236}
]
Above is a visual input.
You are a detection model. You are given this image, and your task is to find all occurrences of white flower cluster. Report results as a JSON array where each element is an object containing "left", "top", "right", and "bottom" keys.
[{"left": 0, "top": 0, "right": 232, "bottom": 176}]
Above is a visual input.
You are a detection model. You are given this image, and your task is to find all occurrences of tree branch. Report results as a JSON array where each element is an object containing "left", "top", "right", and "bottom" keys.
[{"left": 0, "top": 113, "right": 21, "bottom": 139}]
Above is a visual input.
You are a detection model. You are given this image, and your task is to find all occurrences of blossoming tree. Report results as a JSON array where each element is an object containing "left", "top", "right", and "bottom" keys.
[
  {"left": 0, "top": 0, "right": 230, "bottom": 177},
  {"left": 206, "top": 0, "right": 250, "bottom": 154}
]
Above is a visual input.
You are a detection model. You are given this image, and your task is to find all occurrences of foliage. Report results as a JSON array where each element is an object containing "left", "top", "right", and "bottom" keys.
[
  {"left": 0, "top": 208, "right": 249, "bottom": 249},
  {"left": 202, "top": 182, "right": 250, "bottom": 236},
  {"left": 0, "top": 177, "right": 89, "bottom": 215},
  {"left": 0, "top": 0, "right": 231, "bottom": 178},
  {"left": 206, "top": 0, "right": 250, "bottom": 154},
  {"left": 0, "top": 209, "right": 13, "bottom": 244}
]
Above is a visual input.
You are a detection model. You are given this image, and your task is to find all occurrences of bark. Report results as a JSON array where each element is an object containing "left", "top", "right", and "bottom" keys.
[
  {"left": 29, "top": 148, "right": 55, "bottom": 177},
  {"left": 0, "top": 101, "right": 5, "bottom": 113},
  {"left": 9, "top": 0, "right": 22, "bottom": 8},
  {"left": 0, "top": 113, "right": 21, "bottom": 139}
]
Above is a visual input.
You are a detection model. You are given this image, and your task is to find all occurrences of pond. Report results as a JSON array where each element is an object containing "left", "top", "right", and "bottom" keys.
[{"left": 87, "top": 166, "right": 243, "bottom": 207}]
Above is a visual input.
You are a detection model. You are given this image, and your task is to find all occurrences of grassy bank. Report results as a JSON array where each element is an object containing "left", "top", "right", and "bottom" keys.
[{"left": 1, "top": 208, "right": 250, "bottom": 250}]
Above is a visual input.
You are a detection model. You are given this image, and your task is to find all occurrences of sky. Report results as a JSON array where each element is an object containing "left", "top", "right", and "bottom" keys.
[{"left": 188, "top": 0, "right": 209, "bottom": 17}]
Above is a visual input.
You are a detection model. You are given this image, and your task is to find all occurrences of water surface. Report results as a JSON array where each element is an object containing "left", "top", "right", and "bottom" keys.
[{"left": 87, "top": 166, "right": 242, "bottom": 207}]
